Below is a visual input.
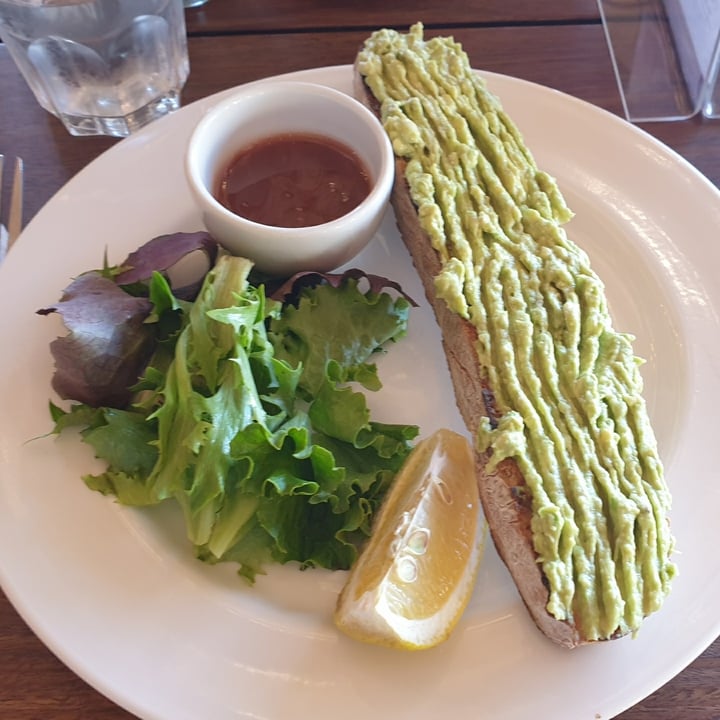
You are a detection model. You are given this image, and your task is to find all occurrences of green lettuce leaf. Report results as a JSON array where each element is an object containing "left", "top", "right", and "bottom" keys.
[{"left": 268, "top": 277, "right": 412, "bottom": 397}]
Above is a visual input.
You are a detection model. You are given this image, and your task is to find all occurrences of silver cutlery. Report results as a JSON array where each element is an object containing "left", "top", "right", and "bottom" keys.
[{"left": 0, "top": 155, "right": 24, "bottom": 262}]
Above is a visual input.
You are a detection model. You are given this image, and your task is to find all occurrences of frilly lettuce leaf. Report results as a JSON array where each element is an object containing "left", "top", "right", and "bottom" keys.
[{"left": 269, "top": 275, "right": 412, "bottom": 397}]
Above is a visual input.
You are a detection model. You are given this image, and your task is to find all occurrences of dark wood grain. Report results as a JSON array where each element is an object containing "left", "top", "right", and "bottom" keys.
[
  {"left": 182, "top": 0, "right": 601, "bottom": 34},
  {"left": 1, "top": 10, "right": 719, "bottom": 720}
]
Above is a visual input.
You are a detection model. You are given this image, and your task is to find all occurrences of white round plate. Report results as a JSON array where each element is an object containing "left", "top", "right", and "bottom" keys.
[{"left": 1, "top": 66, "right": 719, "bottom": 720}]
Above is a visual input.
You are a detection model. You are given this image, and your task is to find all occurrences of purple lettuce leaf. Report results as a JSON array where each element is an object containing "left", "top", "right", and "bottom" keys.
[
  {"left": 38, "top": 273, "right": 155, "bottom": 408},
  {"left": 115, "top": 231, "right": 218, "bottom": 300},
  {"left": 268, "top": 268, "right": 418, "bottom": 307},
  {"left": 37, "top": 231, "right": 221, "bottom": 408}
]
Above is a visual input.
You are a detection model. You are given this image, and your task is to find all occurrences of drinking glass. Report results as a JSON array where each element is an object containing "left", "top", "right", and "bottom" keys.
[{"left": 0, "top": 0, "right": 190, "bottom": 137}]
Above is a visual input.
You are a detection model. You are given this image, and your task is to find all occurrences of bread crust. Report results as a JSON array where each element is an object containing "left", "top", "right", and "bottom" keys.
[{"left": 353, "top": 62, "right": 584, "bottom": 648}]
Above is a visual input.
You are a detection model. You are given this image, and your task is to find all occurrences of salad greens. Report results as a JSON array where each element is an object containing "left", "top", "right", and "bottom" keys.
[{"left": 43, "top": 234, "right": 418, "bottom": 582}]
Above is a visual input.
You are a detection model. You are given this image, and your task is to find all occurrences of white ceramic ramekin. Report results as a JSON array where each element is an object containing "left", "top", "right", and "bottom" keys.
[{"left": 185, "top": 80, "right": 394, "bottom": 277}]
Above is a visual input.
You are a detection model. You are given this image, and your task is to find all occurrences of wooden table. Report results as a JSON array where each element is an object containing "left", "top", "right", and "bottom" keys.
[{"left": 1, "top": 2, "right": 718, "bottom": 718}]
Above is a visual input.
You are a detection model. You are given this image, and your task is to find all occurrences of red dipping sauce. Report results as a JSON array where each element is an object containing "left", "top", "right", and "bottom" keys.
[{"left": 216, "top": 132, "right": 372, "bottom": 228}]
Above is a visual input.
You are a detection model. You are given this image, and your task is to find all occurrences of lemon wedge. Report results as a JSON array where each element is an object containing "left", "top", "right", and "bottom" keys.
[{"left": 334, "top": 428, "right": 484, "bottom": 650}]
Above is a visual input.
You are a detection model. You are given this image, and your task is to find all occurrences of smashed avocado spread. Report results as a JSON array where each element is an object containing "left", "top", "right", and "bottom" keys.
[{"left": 358, "top": 23, "right": 676, "bottom": 640}]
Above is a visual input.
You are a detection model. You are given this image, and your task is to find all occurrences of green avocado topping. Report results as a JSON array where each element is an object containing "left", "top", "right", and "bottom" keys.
[{"left": 358, "top": 23, "right": 676, "bottom": 640}]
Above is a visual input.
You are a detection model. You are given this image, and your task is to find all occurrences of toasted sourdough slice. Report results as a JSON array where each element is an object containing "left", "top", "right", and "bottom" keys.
[
  {"left": 353, "top": 70, "right": 581, "bottom": 648},
  {"left": 354, "top": 24, "right": 676, "bottom": 648}
]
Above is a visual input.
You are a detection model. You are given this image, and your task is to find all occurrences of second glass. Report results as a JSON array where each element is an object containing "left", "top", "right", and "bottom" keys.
[{"left": 0, "top": 0, "right": 190, "bottom": 137}]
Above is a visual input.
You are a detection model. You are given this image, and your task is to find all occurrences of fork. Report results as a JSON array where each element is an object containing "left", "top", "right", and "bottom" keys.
[{"left": 0, "top": 155, "right": 24, "bottom": 262}]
